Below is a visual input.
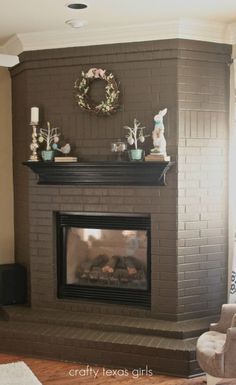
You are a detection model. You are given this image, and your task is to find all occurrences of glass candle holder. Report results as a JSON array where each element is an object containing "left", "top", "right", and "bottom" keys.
[{"left": 111, "top": 140, "right": 126, "bottom": 161}]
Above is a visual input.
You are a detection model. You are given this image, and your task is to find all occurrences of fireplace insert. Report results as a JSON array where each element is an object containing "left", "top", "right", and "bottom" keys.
[{"left": 56, "top": 212, "right": 151, "bottom": 307}]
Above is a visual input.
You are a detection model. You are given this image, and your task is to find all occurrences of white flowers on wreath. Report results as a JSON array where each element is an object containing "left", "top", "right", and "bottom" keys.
[{"left": 74, "top": 67, "right": 120, "bottom": 116}]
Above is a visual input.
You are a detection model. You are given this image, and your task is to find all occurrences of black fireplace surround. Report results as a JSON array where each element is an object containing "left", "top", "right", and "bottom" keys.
[{"left": 56, "top": 212, "right": 151, "bottom": 307}]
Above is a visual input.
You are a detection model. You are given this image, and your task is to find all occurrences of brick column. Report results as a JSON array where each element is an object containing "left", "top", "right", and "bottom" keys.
[{"left": 177, "top": 40, "right": 231, "bottom": 319}]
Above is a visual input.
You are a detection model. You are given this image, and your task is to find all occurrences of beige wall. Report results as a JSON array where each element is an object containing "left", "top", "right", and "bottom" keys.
[{"left": 0, "top": 67, "right": 14, "bottom": 263}]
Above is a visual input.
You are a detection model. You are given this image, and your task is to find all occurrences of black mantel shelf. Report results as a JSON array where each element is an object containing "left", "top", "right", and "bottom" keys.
[{"left": 23, "top": 161, "right": 174, "bottom": 186}]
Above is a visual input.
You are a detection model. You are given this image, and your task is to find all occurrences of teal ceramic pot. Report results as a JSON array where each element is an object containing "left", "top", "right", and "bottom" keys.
[
  {"left": 128, "top": 149, "right": 144, "bottom": 161},
  {"left": 41, "top": 150, "right": 55, "bottom": 161}
]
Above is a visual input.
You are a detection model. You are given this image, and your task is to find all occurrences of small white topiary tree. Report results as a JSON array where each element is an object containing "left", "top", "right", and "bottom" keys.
[
  {"left": 124, "top": 118, "right": 148, "bottom": 149},
  {"left": 38, "top": 121, "right": 60, "bottom": 151}
]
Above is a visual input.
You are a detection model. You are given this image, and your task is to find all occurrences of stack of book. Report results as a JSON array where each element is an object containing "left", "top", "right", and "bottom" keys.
[
  {"left": 145, "top": 154, "right": 170, "bottom": 162},
  {"left": 54, "top": 156, "right": 78, "bottom": 162}
]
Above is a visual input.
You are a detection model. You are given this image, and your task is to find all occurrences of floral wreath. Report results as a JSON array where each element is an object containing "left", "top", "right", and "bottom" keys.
[{"left": 74, "top": 68, "right": 120, "bottom": 116}]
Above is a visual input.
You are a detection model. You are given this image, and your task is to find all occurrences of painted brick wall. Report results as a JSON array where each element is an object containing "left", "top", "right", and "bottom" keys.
[
  {"left": 176, "top": 41, "right": 230, "bottom": 319},
  {"left": 28, "top": 175, "right": 177, "bottom": 318},
  {"left": 10, "top": 39, "right": 231, "bottom": 320}
]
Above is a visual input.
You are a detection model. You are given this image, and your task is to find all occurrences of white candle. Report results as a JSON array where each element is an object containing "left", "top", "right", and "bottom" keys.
[{"left": 31, "top": 107, "right": 39, "bottom": 124}]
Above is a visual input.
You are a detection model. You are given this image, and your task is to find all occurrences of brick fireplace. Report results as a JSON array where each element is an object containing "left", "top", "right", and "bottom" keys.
[
  {"left": 28, "top": 176, "right": 171, "bottom": 316},
  {"left": 0, "top": 38, "right": 230, "bottom": 376}
]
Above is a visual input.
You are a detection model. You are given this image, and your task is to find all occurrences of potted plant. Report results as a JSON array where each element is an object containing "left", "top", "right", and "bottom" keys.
[
  {"left": 124, "top": 118, "right": 148, "bottom": 161},
  {"left": 38, "top": 121, "right": 60, "bottom": 161}
]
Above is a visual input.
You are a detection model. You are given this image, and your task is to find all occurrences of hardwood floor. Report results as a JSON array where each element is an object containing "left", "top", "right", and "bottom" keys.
[{"left": 0, "top": 353, "right": 206, "bottom": 385}]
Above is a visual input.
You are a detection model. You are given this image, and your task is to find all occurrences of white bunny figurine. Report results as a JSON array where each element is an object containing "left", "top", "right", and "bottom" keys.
[{"left": 152, "top": 108, "right": 167, "bottom": 155}]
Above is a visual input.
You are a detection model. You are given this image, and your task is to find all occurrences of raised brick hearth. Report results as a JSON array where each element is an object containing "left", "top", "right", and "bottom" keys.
[{"left": 0, "top": 38, "right": 231, "bottom": 376}]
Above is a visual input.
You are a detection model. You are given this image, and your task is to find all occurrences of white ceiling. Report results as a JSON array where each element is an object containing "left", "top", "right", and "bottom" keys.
[{"left": 1, "top": 0, "right": 236, "bottom": 54}]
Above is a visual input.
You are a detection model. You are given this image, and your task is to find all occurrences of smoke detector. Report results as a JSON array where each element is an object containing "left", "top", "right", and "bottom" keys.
[{"left": 65, "top": 19, "right": 87, "bottom": 28}]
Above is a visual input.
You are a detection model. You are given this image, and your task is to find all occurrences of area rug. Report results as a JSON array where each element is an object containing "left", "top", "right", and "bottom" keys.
[{"left": 0, "top": 361, "right": 42, "bottom": 385}]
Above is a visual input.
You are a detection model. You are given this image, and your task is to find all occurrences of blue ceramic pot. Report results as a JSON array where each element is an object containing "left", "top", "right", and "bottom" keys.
[
  {"left": 128, "top": 149, "right": 144, "bottom": 161},
  {"left": 41, "top": 150, "right": 55, "bottom": 161}
]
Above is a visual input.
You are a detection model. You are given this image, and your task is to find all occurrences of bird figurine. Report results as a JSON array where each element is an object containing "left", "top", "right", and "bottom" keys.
[{"left": 56, "top": 143, "right": 71, "bottom": 154}]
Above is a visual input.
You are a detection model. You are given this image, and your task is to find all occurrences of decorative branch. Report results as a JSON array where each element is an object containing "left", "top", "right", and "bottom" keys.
[
  {"left": 124, "top": 118, "right": 147, "bottom": 150},
  {"left": 39, "top": 121, "right": 60, "bottom": 151}
]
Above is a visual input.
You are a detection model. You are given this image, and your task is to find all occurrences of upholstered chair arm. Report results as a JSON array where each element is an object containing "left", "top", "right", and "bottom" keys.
[
  {"left": 210, "top": 304, "right": 236, "bottom": 333},
  {"left": 222, "top": 327, "right": 236, "bottom": 377},
  {"left": 231, "top": 313, "right": 236, "bottom": 327}
]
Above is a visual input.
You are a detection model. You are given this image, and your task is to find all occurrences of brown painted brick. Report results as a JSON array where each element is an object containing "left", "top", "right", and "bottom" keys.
[{"left": 11, "top": 39, "right": 230, "bottom": 322}]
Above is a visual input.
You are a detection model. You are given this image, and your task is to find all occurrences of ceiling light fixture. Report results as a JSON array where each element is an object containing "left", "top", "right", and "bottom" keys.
[
  {"left": 66, "top": 3, "right": 87, "bottom": 9},
  {"left": 65, "top": 19, "right": 87, "bottom": 28}
]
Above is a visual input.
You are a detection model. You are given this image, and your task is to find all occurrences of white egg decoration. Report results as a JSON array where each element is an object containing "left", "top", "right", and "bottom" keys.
[
  {"left": 139, "top": 135, "right": 145, "bottom": 143},
  {"left": 54, "top": 135, "right": 59, "bottom": 143},
  {"left": 127, "top": 136, "right": 134, "bottom": 145}
]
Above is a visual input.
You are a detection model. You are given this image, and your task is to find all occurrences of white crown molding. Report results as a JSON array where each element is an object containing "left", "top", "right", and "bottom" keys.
[
  {"left": 0, "top": 35, "right": 23, "bottom": 55},
  {"left": 0, "top": 18, "right": 234, "bottom": 56},
  {"left": 0, "top": 53, "right": 19, "bottom": 67},
  {"left": 227, "top": 23, "right": 236, "bottom": 48},
  {"left": 178, "top": 18, "right": 228, "bottom": 43}
]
